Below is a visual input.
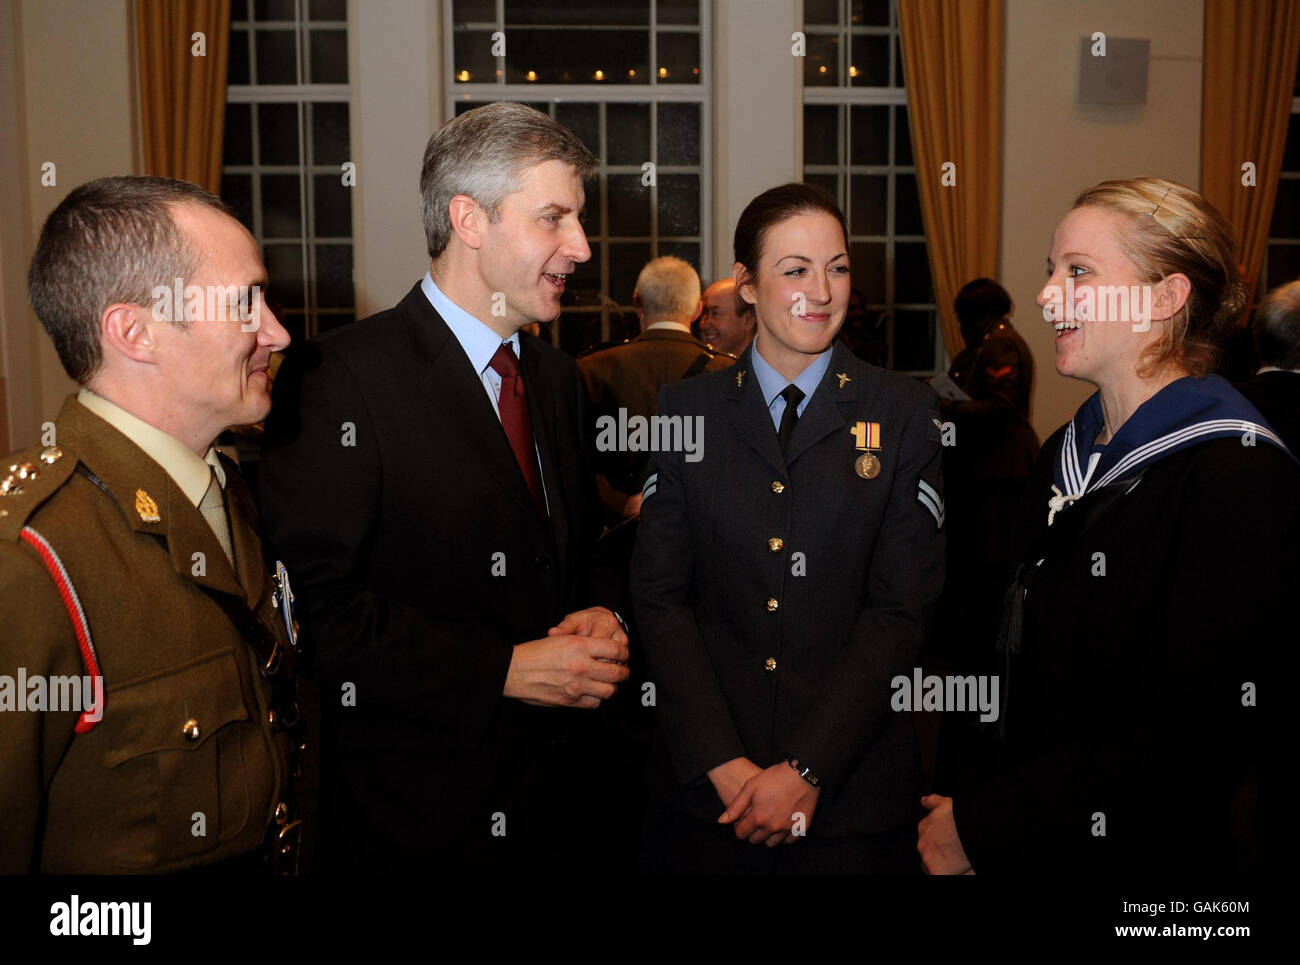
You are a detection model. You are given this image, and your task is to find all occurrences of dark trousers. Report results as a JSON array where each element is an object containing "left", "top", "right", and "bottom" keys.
[{"left": 640, "top": 797, "right": 921, "bottom": 875}]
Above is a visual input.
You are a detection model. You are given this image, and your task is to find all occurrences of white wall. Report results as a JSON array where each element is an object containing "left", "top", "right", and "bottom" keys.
[
  {"left": 2, "top": 0, "right": 139, "bottom": 448},
  {"left": 348, "top": 0, "right": 443, "bottom": 317},
  {"left": 711, "top": 0, "right": 802, "bottom": 281},
  {"left": 1001, "top": 0, "right": 1204, "bottom": 441},
  {"left": 0, "top": 0, "right": 29, "bottom": 454}
]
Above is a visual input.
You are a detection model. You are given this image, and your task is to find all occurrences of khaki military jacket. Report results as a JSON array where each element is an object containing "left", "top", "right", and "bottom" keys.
[{"left": 0, "top": 396, "right": 295, "bottom": 873}]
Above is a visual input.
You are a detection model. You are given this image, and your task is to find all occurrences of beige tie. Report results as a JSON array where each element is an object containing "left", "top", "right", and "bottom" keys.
[{"left": 198, "top": 467, "right": 235, "bottom": 567}]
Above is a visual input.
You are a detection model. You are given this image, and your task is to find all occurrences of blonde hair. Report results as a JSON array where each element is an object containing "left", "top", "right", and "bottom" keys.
[{"left": 1071, "top": 177, "right": 1246, "bottom": 378}]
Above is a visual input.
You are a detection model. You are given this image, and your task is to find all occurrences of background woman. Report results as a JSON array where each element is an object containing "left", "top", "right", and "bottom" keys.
[
  {"left": 919, "top": 177, "right": 1297, "bottom": 876},
  {"left": 632, "top": 183, "right": 946, "bottom": 873}
]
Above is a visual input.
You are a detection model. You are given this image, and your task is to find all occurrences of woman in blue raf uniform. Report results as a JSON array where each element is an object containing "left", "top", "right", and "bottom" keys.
[
  {"left": 919, "top": 178, "right": 1298, "bottom": 876},
  {"left": 631, "top": 183, "right": 946, "bottom": 873}
]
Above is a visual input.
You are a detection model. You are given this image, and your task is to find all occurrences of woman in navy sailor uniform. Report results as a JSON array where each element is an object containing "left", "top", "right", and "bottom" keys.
[{"left": 921, "top": 178, "right": 1297, "bottom": 876}]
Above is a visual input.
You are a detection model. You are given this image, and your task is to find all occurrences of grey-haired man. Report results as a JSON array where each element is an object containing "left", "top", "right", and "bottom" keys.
[{"left": 260, "top": 103, "right": 630, "bottom": 870}]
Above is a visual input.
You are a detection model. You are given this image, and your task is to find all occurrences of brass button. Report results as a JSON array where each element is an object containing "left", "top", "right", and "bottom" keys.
[
  {"left": 766, "top": 597, "right": 779, "bottom": 612},
  {"left": 274, "top": 801, "right": 289, "bottom": 824},
  {"left": 39, "top": 446, "right": 63, "bottom": 464},
  {"left": 764, "top": 657, "right": 777, "bottom": 672},
  {"left": 768, "top": 537, "right": 784, "bottom": 552},
  {"left": 770, "top": 480, "right": 785, "bottom": 494},
  {"left": 182, "top": 717, "right": 201, "bottom": 741},
  {"left": 267, "top": 709, "right": 278, "bottom": 728}
]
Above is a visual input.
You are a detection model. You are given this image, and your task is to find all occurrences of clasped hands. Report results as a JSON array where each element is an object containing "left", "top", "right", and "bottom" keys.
[
  {"left": 504, "top": 606, "right": 630, "bottom": 708},
  {"left": 709, "top": 756, "right": 821, "bottom": 847}
]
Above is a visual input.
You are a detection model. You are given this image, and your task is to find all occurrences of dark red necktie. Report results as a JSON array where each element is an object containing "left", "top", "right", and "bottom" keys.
[{"left": 489, "top": 342, "right": 546, "bottom": 515}]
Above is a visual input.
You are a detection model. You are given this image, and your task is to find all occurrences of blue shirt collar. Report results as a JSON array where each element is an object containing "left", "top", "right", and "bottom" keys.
[
  {"left": 750, "top": 338, "right": 834, "bottom": 411},
  {"left": 421, "top": 271, "right": 518, "bottom": 373}
]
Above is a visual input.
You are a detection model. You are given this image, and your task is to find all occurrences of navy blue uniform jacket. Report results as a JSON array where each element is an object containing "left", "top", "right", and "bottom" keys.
[{"left": 631, "top": 341, "right": 946, "bottom": 837}]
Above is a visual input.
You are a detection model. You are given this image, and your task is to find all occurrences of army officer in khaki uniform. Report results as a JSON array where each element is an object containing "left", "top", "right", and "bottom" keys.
[{"left": 0, "top": 176, "right": 299, "bottom": 873}]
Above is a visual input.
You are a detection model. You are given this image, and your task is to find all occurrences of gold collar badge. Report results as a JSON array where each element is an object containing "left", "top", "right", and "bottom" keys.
[{"left": 135, "top": 489, "right": 161, "bottom": 523}]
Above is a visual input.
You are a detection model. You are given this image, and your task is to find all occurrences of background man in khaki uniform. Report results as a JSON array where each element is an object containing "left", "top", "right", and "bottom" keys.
[
  {"left": 578, "top": 256, "right": 735, "bottom": 525},
  {"left": 0, "top": 176, "right": 299, "bottom": 873}
]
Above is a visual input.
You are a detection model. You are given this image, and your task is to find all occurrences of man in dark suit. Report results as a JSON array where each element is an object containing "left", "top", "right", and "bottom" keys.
[
  {"left": 258, "top": 103, "right": 629, "bottom": 871},
  {"left": 1237, "top": 278, "right": 1300, "bottom": 454},
  {"left": 578, "top": 255, "right": 734, "bottom": 525}
]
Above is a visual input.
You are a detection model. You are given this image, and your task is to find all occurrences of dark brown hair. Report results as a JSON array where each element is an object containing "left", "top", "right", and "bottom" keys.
[
  {"left": 955, "top": 277, "right": 1012, "bottom": 330},
  {"left": 732, "top": 182, "right": 848, "bottom": 312},
  {"left": 28, "top": 175, "right": 232, "bottom": 383}
]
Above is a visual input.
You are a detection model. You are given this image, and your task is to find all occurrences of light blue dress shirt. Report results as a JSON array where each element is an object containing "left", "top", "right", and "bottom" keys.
[
  {"left": 749, "top": 339, "right": 835, "bottom": 432},
  {"left": 421, "top": 271, "right": 520, "bottom": 421},
  {"left": 420, "top": 272, "right": 549, "bottom": 512}
]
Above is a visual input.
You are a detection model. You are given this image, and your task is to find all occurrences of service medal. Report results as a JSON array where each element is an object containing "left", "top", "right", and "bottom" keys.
[{"left": 855, "top": 452, "right": 880, "bottom": 479}]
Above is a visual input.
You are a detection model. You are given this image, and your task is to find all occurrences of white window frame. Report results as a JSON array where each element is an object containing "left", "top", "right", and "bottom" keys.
[
  {"left": 444, "top": 0, "right": 711, "bottom": 348},
  {"left": 225, "top": 0, "right": 355, "bottom": 338},
  {"left": 1262, "top": 92, "right": 1300, "bottom": 297},
  {"left": 801, "top": 0, "right": 941, "bottom": 375}
]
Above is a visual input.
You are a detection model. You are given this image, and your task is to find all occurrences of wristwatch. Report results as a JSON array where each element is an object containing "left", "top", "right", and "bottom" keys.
[{"left": 785, "top": 756, "right": 820, "bottom": 788}]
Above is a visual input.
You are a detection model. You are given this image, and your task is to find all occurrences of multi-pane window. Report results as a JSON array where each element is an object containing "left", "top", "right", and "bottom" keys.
[
  {"left": 222, "top": 0, "right": 355, "bottom": 344},
  {"left": 1263, "top": 62, "right": 1300, "bottom": 295},
  {"left": 448, "top": 1, "right": 708, "bottom": 357},
  {"left": 802, "top": 0, "right": 938, "bottom": 374}
]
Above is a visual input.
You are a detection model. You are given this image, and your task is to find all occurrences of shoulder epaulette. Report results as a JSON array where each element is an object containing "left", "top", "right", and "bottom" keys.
[
  {"left": 0, "top": 445, "right": 79, "bottom": 541},
  {"left": 576, "top": 338, "right": 632, "bottom": 360}
]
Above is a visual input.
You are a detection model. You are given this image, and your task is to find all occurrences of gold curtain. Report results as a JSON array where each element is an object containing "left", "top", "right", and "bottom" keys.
[
  {"left": 136, "top": 0, "right": 232, "bottom": 193},
  {"left": 897, "top": 0, "right": 1002, "bottom": 360},
  {"left": 1201, "top": 0, "right": 1300, "bottom": 313}
]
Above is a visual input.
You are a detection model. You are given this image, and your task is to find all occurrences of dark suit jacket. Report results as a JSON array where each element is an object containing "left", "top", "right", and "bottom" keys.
[
  {"left": 578, "top": 327, "right": 734, "bottom": 494},
  {"left": 630, "top": 343, "right": 946, "bottom": 838},
  {"left": 1236, "top": 369, "right": 1300, "bottom": 455},
  {"left": 258, "top": 282, "right": 611, "bottom": 869}
]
